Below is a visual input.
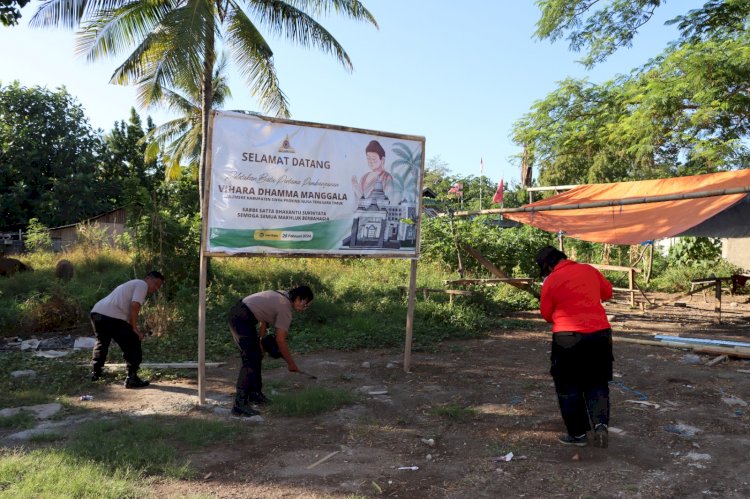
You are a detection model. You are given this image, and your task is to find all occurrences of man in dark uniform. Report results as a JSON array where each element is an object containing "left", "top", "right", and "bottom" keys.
[{"left": 228, "top": 285, "right": 314, "bottom": 417}]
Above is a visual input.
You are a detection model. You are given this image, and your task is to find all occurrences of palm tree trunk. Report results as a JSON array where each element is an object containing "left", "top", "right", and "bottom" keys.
[{"left": 199, "top": 12, "right": 216, "bottom": 216}]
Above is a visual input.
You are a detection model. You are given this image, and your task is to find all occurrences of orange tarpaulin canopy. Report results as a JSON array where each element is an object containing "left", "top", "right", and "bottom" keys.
[{"left": 504, "top": 170, "right": 750, "bottom": 245}]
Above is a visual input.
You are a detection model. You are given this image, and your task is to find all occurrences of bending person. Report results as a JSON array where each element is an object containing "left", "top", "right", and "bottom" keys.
[
  {"left": 536, "top": 246, "right": 613, "bottom": 448},
  {"left": 90, "top": 271, "right": 165, "bottom": 388},
  {"left": 228, "top": 285, "right": 314, "bottom": 417}
]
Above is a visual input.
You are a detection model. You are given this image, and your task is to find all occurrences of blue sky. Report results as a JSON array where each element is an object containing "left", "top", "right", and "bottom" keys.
[{"left": 0, "top": 1, "right": 700, "bottom": 184}]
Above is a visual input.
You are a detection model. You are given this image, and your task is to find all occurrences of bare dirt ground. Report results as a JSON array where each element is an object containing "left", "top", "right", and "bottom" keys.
[{"left": 27, "top": 292, "right": 750, "bottom": 497}]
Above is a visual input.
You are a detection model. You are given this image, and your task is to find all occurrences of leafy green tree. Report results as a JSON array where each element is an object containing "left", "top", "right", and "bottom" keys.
[
  {"left": 424, "top": 156, "right": 451, "bottom": 191},
  {"left": 420, "top": 217, "right": 553, "bottom": 277},
  {"left": 24, "top": 218, "right": 52, "bottom": 252},
  {"left": 102, "top": 107, "right": 163, "bottom": 207},
  {"left": 668, "top": 236, "right": 723, "bottom": 265},
  {"left": 516, "top": 1, "right": 750, "bottom": 186},
  {"left": 0, "top": 0, "right": 29, "bottom": 26},
  {"left": 536, "top": 0, "right": 664, "bottom": 68},
  {"left": 0, "top": 81, "right": 110, "bottom": 227},
  {"left": 30, "top": 0, "right": 378, "bottom": 212}
]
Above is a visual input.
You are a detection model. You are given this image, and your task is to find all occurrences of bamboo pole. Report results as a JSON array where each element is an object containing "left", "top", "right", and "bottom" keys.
[
  {"left": 198, "top": 253, "right": 207, "bottom": 405},
  {"left": 450, "top": 185, "right": 750, "bottom": 217},
  {"left": 197, "top": 111, "right": 217, "bottom": 405},
  {"left": 403, "top": 259, "right": 418, "bottom": 373}
]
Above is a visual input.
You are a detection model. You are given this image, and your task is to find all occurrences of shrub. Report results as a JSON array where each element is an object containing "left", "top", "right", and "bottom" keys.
[{"left": 25, "top": 218, "right": 52, "bottom": 252}]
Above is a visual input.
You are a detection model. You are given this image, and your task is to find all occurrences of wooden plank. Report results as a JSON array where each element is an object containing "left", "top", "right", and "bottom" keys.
[
  {"left": 101, "top": 362, "right": 226, "bottom": 369},
  {"left": 444, "top": 278, "right": 534, "bottom": 286},
  {"left": 307, "top": 451, "right": 340, "bottom": 470},
  {"left": 397, "top": 286, "right": 473, "bottom": 296},
  {"left": 591, "top": 264, "right": 640, "bottom": 273},
  {"left": 461, "top": 243, "right": 540, "bottom": 298},
  {"left": 705, "top": 355, "right": 728, "bottom": 367},
  {"left": 614, "top": 337, "right": 750, "bottom": 359}
]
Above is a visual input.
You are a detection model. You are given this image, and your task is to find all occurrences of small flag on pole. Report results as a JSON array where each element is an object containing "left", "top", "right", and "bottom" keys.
[
  {"left": 493, "top": 178, "right": 504, "bottom": 204},
  {"left": 480, "top": 158, "right": 484, "bottom": 175}
]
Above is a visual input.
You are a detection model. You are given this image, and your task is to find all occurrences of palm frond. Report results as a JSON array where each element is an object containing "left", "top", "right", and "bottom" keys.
[
  {"left": 29, "top": 0, "right": 127, "bottom": 29},
  {"left": 74, "top": 0, "right": 174, "bottom": 61},
  {"left": 226, "top": 5, "right": 290, "bottom": 116},
  {"left": 242, "top": 0, "right": 353, "bottom": 71},
  {"left": 284, "top": 0, "right": 377, "bottom": 28}
]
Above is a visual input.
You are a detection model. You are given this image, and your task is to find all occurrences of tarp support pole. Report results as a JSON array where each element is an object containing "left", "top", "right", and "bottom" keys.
[
  {"left": 197, "top": 250, "right": 207, "bottom": 404},
  {"left": 450, "top": 185, "right": 750, "bottom": 217},
  {"left": 403, "top": 258, "right": 418, "bottom": 373}
]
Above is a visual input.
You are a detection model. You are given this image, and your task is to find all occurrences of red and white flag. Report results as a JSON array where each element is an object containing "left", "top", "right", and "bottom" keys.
[{"left": 492, "top": 178, "right": 504, "bottom": 204}]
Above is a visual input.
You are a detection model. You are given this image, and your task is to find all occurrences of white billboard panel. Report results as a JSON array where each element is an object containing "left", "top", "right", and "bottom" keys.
[{"left": 205, "top": 111, "right": 425, "bottom": 257}]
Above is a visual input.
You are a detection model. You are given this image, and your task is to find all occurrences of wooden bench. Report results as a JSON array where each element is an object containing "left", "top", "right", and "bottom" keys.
[
  {"left": 688, "top": 276, "right": 737, "bottom": 323},
  {"left": 590, "top": 264, "right": 651, "bottom": 307},
  {"left": 689, "top": 277, "right": 733, "bottom": 303}
]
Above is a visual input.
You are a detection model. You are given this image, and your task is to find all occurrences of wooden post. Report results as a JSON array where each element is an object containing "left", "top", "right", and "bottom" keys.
[
  {"left": 628, "top": 268, "right": 635, "bottom": 307},
  {"left": 197, "top": 251, "right": 207, "bottom": 404},
  {"left": 715, "top": 279, "right": 722, "bottom": 324},
  {"left": 557, "top": 231, "right": 565, "bottom": 252},
  {"left": 403, "top": 259, "right": 418, "bottom": 373}
]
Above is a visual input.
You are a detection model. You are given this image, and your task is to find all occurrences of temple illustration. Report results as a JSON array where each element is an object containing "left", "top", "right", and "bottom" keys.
[{"left": 341, "top": 180, "right": 417, "bottom": 250}]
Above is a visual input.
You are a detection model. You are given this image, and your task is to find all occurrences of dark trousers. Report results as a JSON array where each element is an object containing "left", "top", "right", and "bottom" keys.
[
  {"left": 90, "top": 313, "right": 142, "bottom": 376},
  {"left": 551, "top": 329, "right": 613, "bottom": 437},
  {"left": 228, "top": 301, "right": 263, "bottom": 395}
]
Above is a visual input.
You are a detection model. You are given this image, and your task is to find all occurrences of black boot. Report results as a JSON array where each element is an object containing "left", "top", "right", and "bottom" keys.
[
  {"left": 232, "top": 390, "right": 260, "bottom": 417},
  {"left": 249, "top": 391, "right": 271, "bottom": 405},
  {"left": 124, "top": 374, "right": 150, "bottom": 389},
  {"left": 91, "top": 367, "right": 103, "bottom": 381}
]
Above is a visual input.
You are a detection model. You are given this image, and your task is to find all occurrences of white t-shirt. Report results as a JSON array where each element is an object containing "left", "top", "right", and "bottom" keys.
[{"left": 91, "top": 279, "right": 148, "bottom": 322}]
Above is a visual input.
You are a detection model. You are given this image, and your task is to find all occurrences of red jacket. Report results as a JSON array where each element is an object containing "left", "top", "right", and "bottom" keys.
[{"left": 540, "top": 259, "right": 613, "bottom": 333}]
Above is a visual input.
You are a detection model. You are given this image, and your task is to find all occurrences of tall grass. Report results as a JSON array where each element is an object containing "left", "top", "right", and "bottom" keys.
[
  {"left": 0, "top": 250, "right": 531, "bottom": 409},
  {"left": 0, "top": 248, "right": 138, "bottom": 334},
  {"left": 0, "top": 449, "right": 143, "bottom": 498},
  {"left": 269, "top": 387, "right": 358, "bottom": 417},
  {"left": 67, "top": 416, "right": 241, "bottom": 478}
]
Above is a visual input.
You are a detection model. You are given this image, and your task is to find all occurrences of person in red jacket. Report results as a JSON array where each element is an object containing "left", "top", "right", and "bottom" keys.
[{"left": 536, "top": 245, "right": 614, "bottom": 448}]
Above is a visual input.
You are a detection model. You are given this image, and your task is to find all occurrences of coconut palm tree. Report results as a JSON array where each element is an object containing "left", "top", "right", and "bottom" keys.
[
  {"left": 144, "top": 53, "right": 232, "bottom": 180},
  {"left": 30, "top": 0, "right": 377, "bottom": 211}
]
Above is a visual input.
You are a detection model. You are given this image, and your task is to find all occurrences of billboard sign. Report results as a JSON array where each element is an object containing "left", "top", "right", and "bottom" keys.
[{"left": 205, "top": 111, "right": 425, "bottom": 257}]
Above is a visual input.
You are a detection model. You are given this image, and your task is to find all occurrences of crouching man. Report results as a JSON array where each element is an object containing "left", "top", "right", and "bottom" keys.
[
  {"left": 229, "top": 285, "right": 313, "bottom": 417},
  {"left": 90, "top": 271, "right": 165, "bottom": 388}
]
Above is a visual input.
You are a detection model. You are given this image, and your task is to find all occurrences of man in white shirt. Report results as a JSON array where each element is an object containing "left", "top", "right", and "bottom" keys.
[{"left": 90, "top": 271, "right": 165, "bottom": 388}]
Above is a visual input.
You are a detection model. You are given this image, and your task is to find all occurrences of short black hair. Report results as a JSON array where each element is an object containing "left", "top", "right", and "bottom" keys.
[
  {"left": 535, "top": 246, "right": 567, "bottom": 278},
  {"left": 146, "top": 270, "right": 165, "bottom": 282},
  {"left": 289, "top": 285, "right": 313, "bottom": 302}
]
